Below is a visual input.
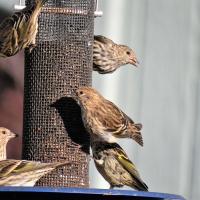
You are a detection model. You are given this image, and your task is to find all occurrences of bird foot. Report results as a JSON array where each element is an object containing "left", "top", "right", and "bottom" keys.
[{"left": 28, "top": 44, "right": 36, "bottom": 53}]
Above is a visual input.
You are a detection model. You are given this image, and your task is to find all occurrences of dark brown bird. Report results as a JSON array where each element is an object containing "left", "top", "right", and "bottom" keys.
[
  {"left": 0, "top": 0, "right": 47, "bottom": 58},
  {"left": 91, "top": 140, "right": 148, "bottom": 191},
  {"left": 93, "top": 35, "right": 139, "bottom": 74},
  {"left": 75, "top": 87, "right": 143, "bottom": 146}
]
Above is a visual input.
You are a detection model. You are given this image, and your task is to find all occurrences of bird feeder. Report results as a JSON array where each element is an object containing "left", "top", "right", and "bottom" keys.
[{"left": 22, "top": 0, "right": 93, "bottom": 187}]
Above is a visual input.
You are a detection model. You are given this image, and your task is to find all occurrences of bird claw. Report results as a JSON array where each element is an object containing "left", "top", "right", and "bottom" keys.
[{"left": 28, "top": 44, "right": 36, "bottom": 53}]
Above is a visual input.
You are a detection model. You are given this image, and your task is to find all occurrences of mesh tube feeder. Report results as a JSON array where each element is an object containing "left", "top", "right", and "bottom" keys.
[{"left": 22, "top": 0, "right": 94, "bottom": 187}]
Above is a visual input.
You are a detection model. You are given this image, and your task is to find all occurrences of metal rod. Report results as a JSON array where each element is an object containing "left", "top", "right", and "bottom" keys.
[
  {"left": 41, "top": 7, "right": 88, "bottom": 15},
  {"left": 14, "top": 0, "right": 25, "bottom": 10},
  {"left": 94, "top": 0, "right": 103, "bottom": 17}
]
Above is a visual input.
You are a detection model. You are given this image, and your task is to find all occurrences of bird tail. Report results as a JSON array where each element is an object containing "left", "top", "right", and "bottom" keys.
[
  {"left": 132, "top": 177, "right": 148, "bottom": 191},
  {"left": 21, "top": 160, "right": 69, "bottom": 172},
  {"left": 128, "top": 123, "right": 143, "bottom": 146},
  {"left": 27, "top": 161, "right": 69, "bottom": 185}
]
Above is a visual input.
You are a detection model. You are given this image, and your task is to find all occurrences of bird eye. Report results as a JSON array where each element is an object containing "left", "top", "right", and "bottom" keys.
[
  {"left": 126, "top": 51, "right": 130, "bottom": 55},
  {"left": 79, "top": 91, "right": 84, "bottom": 95},
  {"left": 2, "top": 131, "right": 6, "bottom": 134}
]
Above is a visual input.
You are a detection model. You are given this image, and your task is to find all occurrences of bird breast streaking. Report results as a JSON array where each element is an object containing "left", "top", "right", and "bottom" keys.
[{"left": 93, "top": 35, "right": 139, "bottom": 74}]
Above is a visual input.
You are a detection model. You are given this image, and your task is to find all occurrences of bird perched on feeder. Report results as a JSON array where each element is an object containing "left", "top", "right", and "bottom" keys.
[
  {"left": 93, "top": 35, "right": 139, "bottom": 74},
  {"left": 91, "top": 139, "right": 148, "bottom": 191},
  {"left": 0, "top": 159, "right": 68, "bottom": 186},
  {"left": 0, "top": 0, "right": 47, "bottom": 58},
  {"left": 75, "top": 87, "right": 143, "bottom": 146},
  {"left": 0, "top": 127, "right": 17, "bottom": 161},
  {"left": 0, "top": 127, "right": 69, "bottom": 186}
]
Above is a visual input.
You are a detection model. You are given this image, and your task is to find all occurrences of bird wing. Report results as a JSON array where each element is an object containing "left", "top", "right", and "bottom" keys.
[
  {"left": 115, "top": 147, "right": 148, "bottom": 191},
  {"left": 94, "top": 35, "right": 114, "bottom": 46},
  {"left": 12, "top": 160, "right": 42, "bottom": 173},
  {"left": 12, "top": 160, "right": 68, "bottom": 173},
  {"left": 95, "top": 100, "right": 128, "bottom": 135},
  {"left": 124, "top": 112, "right": 142, "bottom": 130},
  {"left": 0, "top": 17, "right": 16, "bottom": 46},
  {"left": 0, "top": 12, "right": 29, "bottom": 57},
  {"left": 0, "top": 3, "right": 39, "bottom": 41},
  {"left": 116, "top": 149, "right": 141, "bottom": 178},
  {"left": 0, "top": 160, "right": 22, "bottom": 177}
]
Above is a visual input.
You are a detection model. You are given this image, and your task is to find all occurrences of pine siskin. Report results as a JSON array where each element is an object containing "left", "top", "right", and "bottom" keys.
[
  {"left": 0, "top": 0, "right": 47, "bottom": 58},
  {"left": 91, "top": 140, "right": 148, "bottom": 191},
  {"left": 93, "top": 35, "right": 139, "bottom": 74},
  {"left": 0, "top": 127, "right": 18, "bottom": 161},
  {"left": 75, "top": 87, "right": 143, "bottom": 146},
  {"left": 0, "top": 159, "right": 68, "bottom": 186}
]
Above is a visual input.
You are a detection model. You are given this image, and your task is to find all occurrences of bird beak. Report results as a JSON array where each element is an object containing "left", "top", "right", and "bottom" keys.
[
  {"left": 11, "top": 131, "right": 18, "bottom": 138},
  {"left": 130, "top": 58, "right": 139, "bottom": 67}
]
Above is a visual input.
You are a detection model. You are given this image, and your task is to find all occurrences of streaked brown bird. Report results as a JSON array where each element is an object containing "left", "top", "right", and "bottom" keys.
[
  {"left": 91, "top": 140, "right": 148, "bottom": 191},
  {"left": 93, "top": 35, "right": 139, "bottom": 74},
  {"left": 75, "top": 87, "right": 143, "bottom": 146},
  {"left": 0, "top": 127, "right": 69, "bottom": 186},
  {"left": 0, "top": 127, "right": 17, "bottom": 160},
  {"left": 0, "top": 0, "right": 47, "bottom": 58},
  {"left": 0, "top": 159, "right": 68, "bottom": 186}
]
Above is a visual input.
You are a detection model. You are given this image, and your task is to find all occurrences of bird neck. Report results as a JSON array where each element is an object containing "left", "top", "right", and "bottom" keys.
[{"left": 0, "top": 143, "right": 7, "bottom": 160}]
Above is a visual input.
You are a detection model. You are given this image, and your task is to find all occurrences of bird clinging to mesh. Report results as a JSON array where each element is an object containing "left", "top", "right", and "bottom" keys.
[
  {"left": 0, "top": 0, "right": 47, "bottom": 58},
  {"left": 0, "top": 159, "right": 68, "bottom": 186},
  {"left": 93, "top": 35, "right": 139, "bottom": 74},
  {"left": 0, "top": 127, "right": 18, "bottom": 161},
  {"left": 91, "top": 140, "right": 148, "bottom": 191},
  {"left": 75, "top": 87, "right": 143, "bottom": 146}
]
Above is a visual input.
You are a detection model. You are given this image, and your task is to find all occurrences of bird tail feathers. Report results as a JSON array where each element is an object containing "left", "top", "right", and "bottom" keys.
[
  {"left": 132, "top": 178, "right": 148, "bottom": 191},
  {"left": 129, "top": 123, "right": 143, "bottom": 146}
]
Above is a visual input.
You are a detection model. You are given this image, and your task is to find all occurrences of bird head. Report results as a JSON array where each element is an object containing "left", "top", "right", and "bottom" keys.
[
  {"left": 75, "top": 87, "right": 102, "bottom": 109},
  {"left": 120, "top": 45, "right": 139, "bottom": 67},
  {"left": 0, "top": 127, "right": 18, "bottom": 142}
]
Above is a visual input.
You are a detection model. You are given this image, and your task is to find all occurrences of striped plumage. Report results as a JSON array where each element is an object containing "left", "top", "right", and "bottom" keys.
[
  {"left": 91, "top": 140, "right": 148, "bottom": 191},
  {"left": 0, "top": 0, "right": 47, "bottom": 58},
  {"left": 0, "top": 159, "right": 67, "bottom": 186},
  {"left": 93, "top": 35, "right": 139, "bottom": 74},
  {"left": 0, "top": 127, "right": 69, "bottom": 186},
  {"left": 75, "top": 87, "right": 143, "bottom": 146},
  {"left": 0, "top": 128, "right": 17, "bottom": 161}
]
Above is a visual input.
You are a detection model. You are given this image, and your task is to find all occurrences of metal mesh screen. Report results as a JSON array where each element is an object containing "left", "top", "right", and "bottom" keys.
[{"left": 22, "top": 0, "right": 94, "bottom": 187}]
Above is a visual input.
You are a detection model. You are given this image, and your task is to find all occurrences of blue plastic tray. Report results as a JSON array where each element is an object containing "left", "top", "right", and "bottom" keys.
[{"left": 0, "top": 187, "right": 185, "bottom": 200}]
